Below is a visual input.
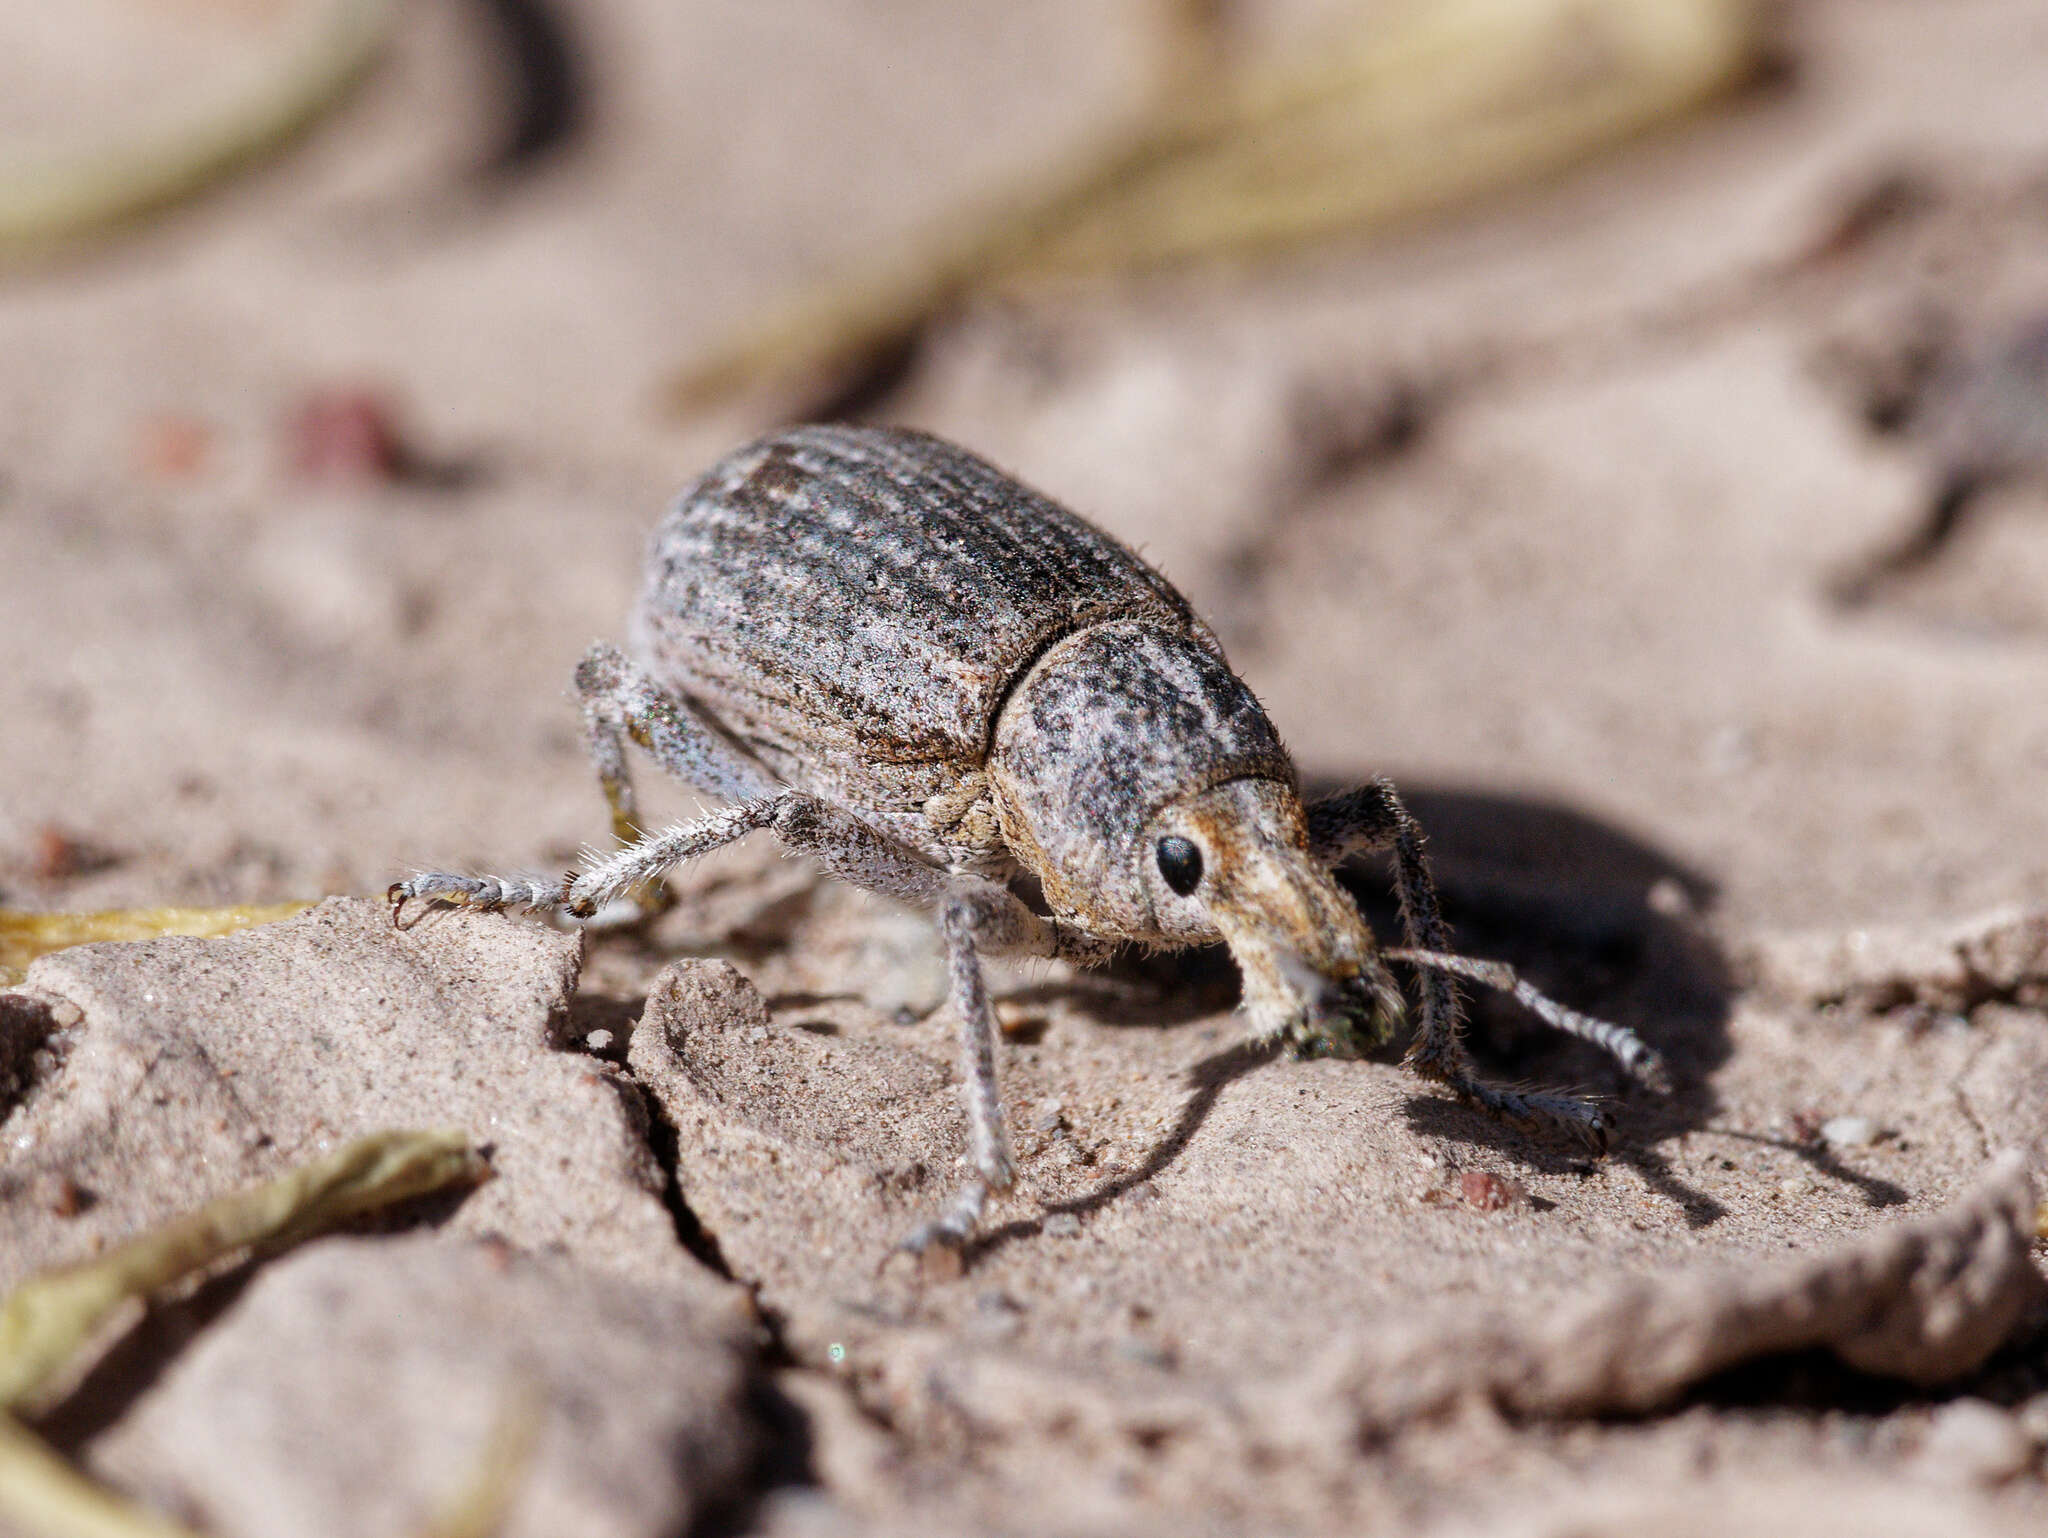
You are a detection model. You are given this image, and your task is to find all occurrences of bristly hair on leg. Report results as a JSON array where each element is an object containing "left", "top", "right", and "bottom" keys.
[{"left": 1384, "top": 946, "right": 1669, "bottom": 1092}]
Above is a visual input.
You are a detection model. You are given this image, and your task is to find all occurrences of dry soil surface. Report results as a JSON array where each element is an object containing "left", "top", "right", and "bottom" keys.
[{"left": 7, "top": 2, "right": 2048, "bottom": 1535}]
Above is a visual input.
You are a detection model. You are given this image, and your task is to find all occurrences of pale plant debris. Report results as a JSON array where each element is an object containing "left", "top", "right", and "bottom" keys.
[
  {"left": 0, "top": 1129, "right": 503, "bottom": 1538},
  {"left": 412, "top": 1387, "right": 544, "bottom": 1538},
  {"left": 0, "top": 1414, "right": 201, "bottom": 1538},
  {"left": 0, "top": 902, "right": 314, "bottom": 989},
  {"left": 0, "top": 1129, "right": 487, "bottom": 1413},
  {"left": 665, "top": 0, "right": 1764, "bottom": 412},
  {"left": 0, "top": 0, "right": 398, "bottom": 258}
]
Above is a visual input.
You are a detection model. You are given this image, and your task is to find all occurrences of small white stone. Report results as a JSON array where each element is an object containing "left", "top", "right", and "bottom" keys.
[
  {"left": 2016, "top": 1393, "right": 2048, "bottom": 1446},
  {"left": 1918, "top": 1401, "right": 2034, "bottom": 1486},
  {"left": 1820, "top": 1115, "right": 1878, "bottom": 1149},
  {"left": 1043, "top": 1212, "right": 1081, "bottom": 1238},
  {"left": 1779, "top": 1176, "right": 1813, "bottom": 1198},
  {"left": 584, "top": 1028, "right": 614, "bottom": 1051},
  {"left": 1645, "top": 877, "right": 1692, "bottom": 917}
]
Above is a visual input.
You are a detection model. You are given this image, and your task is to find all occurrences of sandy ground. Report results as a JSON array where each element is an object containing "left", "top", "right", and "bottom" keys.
[{"left": 6, "top": 1, "right": 2048, "bottom": 1534}]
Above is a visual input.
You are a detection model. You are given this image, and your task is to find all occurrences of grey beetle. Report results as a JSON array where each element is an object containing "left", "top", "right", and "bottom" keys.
[{"left": 393, "top": 425, "right": 1665, "bottom": 1258}]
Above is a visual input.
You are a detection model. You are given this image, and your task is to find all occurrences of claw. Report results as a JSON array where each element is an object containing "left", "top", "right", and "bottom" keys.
[
  {"left": 1529, "top": 1097, "right": 1612, "bottom": 1157},
  {"left": 562, "top": 870, "right": 595, "bottom": 921},
  {"left": 883, "top": 1177, "right": 988, "bottom": 1281},
  {"left": 1580, "top": 1109, "right": 1614, "bottom": 1158},
  {"left": 386, "top": 881, "right": 409, "bottom": 928},
  {"left": 884, "top": 1223, "right": 967, "bottom": 1283}
]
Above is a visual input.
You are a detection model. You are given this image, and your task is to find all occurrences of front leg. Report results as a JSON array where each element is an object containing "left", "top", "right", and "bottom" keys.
[
  {"left": 1307, "top": 778, "right": 1633, "bottom": 1149},
  {"left": 757, "top": 802, "right": 1113, "bottom": 1260},
  {"left": 891, "top": 892, "right": 1014, "bottom": 1263}
]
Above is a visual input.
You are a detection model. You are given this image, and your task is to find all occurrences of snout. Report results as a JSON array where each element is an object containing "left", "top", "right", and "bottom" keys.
[
  {"left": 1272, "top": 939, "right": 1404, "bottom": 1041},
  {"left": 1207, "top": 848, "right": 1406, "bottom": 1051}
]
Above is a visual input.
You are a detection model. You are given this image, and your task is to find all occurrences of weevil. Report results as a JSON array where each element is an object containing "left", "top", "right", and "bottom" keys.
[{"left": 392, "top": 426, "right": 1667, "bottom": 1258}]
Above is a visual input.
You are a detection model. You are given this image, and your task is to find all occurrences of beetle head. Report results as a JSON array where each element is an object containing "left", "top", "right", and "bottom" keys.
[
  {"left": 1143, "top": 778, "right": 1404, "bottom": 1050},
  {"left": 988, "top": 622, "right": 1402, "bottom": 1048}
]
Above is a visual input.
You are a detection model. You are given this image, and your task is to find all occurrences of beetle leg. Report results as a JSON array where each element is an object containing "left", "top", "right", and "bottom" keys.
[
  {"left": 396, "top": 788, "right": 943, "bottom": 922},
  {"left": 720, "top": 797, "right": 1106, "bottom": 1261},
  {"left": 1304, "top": 777, "right": 1620, "bottom": 1150},
  {"left": 887, "top": 876, "right": 1116, "bottom": 1269},
  {"left": 730, "top": 801, "right": 1095, "bottom": 1262},
  {"left": 391, "top": 798, "right": 788, "bottom": 921},
  {"left": 387, "top": 871, "right": 574, "bottom": 922},
  {"left": 887, "top": 896, "right": 1013, "bottom": 1267},
  {"left": 573, "top": 643, "right": 778, "bottom": 923},
  {"left": 401, "top": 785, "right": 1101, "bottom": 1265}
]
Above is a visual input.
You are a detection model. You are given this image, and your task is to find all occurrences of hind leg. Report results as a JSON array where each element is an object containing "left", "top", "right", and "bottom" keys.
[
  {"left": 572, "top": 642, "right": 776, "bottom": 923},
  {"left": 395, "top": 788, "right": 1108, "bottom": 1264}
]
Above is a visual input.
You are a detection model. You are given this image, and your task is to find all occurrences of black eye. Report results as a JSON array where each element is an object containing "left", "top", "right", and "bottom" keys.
[{"left": 1155, "top": 836, "right": 1203, "bottom": 896}]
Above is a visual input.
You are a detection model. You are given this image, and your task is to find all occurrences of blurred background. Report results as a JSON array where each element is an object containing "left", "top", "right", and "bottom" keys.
[{"left": 4, "top": 0, "right": 2048, "bottom": 947}]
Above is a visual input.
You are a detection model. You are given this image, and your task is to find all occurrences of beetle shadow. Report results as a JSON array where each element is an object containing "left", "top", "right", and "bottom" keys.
[
  {"left": 1370, "top": 789, "right": 1891, "bottom": 1217},
  {"left": 1039, "top": 784, "right": 1767, "bottom": 1229},
  {"left": 1378, "top": 785, "right": 1742, "bottom": 1228},
  {"left": 972, "top": 1036, "right": 1284, "bottom": 1261}
]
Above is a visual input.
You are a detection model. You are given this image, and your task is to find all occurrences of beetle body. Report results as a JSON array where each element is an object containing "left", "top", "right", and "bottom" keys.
[
  {"left": 631, "top": 431, "right": 1227, "bottom": 859},
  {"left": 631, "top": 426, "right": 1383, "bottom": 1028},
  {"left": 395, "top": 425, "right": 1660, "bottom": 1259}
]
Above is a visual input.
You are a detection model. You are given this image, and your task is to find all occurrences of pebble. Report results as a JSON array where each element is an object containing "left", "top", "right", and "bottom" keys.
[
  {"left": 1645, "top": 876, "right": 1693, "bottom": 916},
  {"left": 1460, "top": 1170, "right": 1528, "bottom": 1212},
  {"left": 1043, "top": 1212, "right": 1081, "bottom": 1238},
  {"left": 30, "top": 827, "right": 85, "bottom": 879},
  {"left": 1820, "top": 1115, "right": 1879, "bottom": 1149},
  {"left": 286, "top": 388, "right": 406, "bottom": 485},
  {"left": 1917, "top": 1400, "right": 2034, "bottom": 1486},
  {"left": 2016, "top": 1393, "right": 2048, "bottom": 1446},
  {"left": 1115, "top": 1337, "right": 1175, "bottom": 1371},
  {"left": 32, "top": 1171, "right": 87, "bottom": 1217}
]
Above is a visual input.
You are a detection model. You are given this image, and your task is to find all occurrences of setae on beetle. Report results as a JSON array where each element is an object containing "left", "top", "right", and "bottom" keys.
[{"left": 392, "top": 426, "right": 1665, "bottom": 1259}]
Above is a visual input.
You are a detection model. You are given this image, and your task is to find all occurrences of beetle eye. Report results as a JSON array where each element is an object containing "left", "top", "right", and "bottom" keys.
[{"left": 1155, "top": 836, "right": 1204, "bottom": 897}]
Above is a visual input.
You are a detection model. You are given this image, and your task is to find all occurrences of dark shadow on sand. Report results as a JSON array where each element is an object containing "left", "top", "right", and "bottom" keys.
[{"left": 1021, "top": 783, "right": 1757, "bottom": 1231}]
